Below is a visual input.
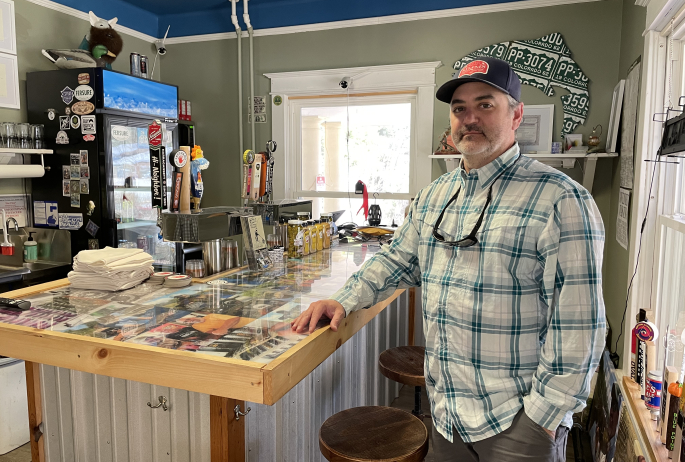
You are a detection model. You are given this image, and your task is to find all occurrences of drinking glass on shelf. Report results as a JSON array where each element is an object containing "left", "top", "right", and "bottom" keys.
[
  {"left": 1, "top": 122, "right": 15, "bottom": 148},
  {"left": 17, "top": 123, "right": 31, "bottom": 149},
  {"left": 31, "top": 124, "right": 45, "bottom": 149}
]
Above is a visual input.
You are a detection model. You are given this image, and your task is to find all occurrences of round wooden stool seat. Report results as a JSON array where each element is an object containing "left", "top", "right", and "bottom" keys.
[
  {"left": 379, "top": 346, "right": 426, "bottom": 387},
  {"left": 319, "top": 406, "right": 428, "bottom": 462}
]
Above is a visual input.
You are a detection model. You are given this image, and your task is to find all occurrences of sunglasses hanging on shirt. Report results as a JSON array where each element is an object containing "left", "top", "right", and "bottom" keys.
[{"left": 432, "top": 155, "right": 520, "bottom": 247}]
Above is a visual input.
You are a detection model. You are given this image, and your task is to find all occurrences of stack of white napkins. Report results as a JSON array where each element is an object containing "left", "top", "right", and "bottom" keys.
[{"left": 68, "top": 247, "right": 154, "bottom": 291}]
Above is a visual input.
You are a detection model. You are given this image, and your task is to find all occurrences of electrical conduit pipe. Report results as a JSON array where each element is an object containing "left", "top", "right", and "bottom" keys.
[
  {"left": 230, "top": 0, "right": 244, "bottom": 156},
  {"left": 244, "top": 0, "right": 256, "bottom": 151}
]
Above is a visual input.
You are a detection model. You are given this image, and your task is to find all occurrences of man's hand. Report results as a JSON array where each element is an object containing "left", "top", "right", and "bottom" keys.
[
  {"left": 543, "top": 428, "right": 555, "bottom": 440},
  {"left": 291, "top": 299, "right": 346, "bottom": 334}
]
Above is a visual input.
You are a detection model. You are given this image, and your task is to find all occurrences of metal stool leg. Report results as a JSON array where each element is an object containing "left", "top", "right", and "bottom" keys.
[{"left": 413, "top": 386, "right": 423, "bottom": 419}]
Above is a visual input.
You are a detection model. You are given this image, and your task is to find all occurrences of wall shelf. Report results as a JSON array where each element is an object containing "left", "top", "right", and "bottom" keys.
[
  {"left": 429, "top": 152, "right": 618, "bottom": 193},
  {"left": 0, "top": 148, "right": 54, "bottom": 178}
]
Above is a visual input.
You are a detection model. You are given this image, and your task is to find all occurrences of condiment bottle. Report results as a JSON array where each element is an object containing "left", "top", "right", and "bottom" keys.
[
  {"left": 302, "top": 224, "right": 311, "bottom": 256},
  {"left": 315, "top": 220, "right": 324, "bottom": 251},
  {"left": 288, "top": 220, "right": 304, "bottom": 258},
  {"left": 307, "top": 220, "right": 317, "bottom": 254}
]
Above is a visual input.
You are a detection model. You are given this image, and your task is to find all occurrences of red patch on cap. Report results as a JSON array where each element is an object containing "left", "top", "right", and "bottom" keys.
[{"left": 459, "top": 60, "right": 489, "bottom": 78}]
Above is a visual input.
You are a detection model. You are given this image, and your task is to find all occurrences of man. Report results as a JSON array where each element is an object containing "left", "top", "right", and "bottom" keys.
[{"left": 291, "top": 57, "right": 605, "bottom": 461}]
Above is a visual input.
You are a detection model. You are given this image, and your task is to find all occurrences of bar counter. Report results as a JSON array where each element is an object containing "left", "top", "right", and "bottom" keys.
[{"left": 0, "top": 243, "right": 415, "bottom": 462}]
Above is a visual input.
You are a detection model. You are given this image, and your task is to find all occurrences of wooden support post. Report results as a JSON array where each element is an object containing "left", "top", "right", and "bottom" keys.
[
  {"left": 25, "top": 361, "right": 44, "bottom": 462},
  {"left": 408, "top": 288, "right": 416, "bottom": 347},
  {"left": 210, "top": 395, "right": 246, "bottom": 462}
]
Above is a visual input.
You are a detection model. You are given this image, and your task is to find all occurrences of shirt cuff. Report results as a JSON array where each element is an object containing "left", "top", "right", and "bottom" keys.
[
  {"left": 523, "top": 390, "right": 565, "bottom": 432},
  {"left": 330, "top": 288, "right": 359, "bottom": 317}
]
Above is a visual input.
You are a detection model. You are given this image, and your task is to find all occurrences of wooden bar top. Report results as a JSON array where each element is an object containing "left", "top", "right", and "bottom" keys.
[{"left": 0, "top": 245, "right": 403, "bottom": 405}]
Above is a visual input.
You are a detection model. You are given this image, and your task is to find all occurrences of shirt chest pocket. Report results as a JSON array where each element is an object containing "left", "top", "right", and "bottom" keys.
[{"left": 479, "top": 214, "right": 544, "bottom": 279}]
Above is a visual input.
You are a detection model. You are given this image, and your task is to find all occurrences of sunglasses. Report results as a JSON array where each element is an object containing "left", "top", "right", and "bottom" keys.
[{"left": 432, "top": 156, "right": 519, "bottom": 247}]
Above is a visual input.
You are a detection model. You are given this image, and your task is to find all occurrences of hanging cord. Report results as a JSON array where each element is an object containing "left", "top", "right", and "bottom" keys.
[{"left": 610, "top": 158, "right": 660, "bottom": 366}]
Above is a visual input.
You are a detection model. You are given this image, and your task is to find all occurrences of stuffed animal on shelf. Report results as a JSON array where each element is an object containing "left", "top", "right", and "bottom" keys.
[
  {"left": 42, "top": 11, "right": 122, "bottom": 70},
  {"left": 79, "top": 11, "right": 123, "bottom": 70}
]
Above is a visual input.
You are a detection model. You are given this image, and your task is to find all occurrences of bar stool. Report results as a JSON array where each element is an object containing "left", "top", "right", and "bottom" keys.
[
  {"left": 379, "top": 346, "right": 427, "bottom": 419},
  {"left": 319, "top": 406, "right": 428, "bottom": 462}
]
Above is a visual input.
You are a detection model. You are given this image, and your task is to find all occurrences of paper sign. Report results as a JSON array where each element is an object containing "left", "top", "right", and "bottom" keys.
[
  {"left": 246, "top": 215, "right": 267, "bottom": 250},
  {"left": 33, "top": 200, "right": 58, "bottom": 228},
  {"left": 616, "top": 188, "right": 630, "bottom": 250},
  {"left": 0, "top": 195, "right": 28, "bottom": 227},
  {"left": 59, "top": 213, "right": 83, "bottom": 230}
]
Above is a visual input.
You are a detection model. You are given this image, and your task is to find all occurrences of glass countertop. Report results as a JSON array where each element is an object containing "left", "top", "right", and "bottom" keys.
[{"left": 0, "top": 245, "right": 379, "bottom": 365}]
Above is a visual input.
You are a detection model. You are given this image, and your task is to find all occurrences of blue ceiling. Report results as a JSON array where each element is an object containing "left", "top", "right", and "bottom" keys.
[{"left": 54, "top": 0, "right": 524, "bottom": 38}]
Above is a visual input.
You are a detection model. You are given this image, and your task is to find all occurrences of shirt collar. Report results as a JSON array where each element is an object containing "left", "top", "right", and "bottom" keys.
[{"left": 458, "top": 143, "right": 520, "bottom": 190}]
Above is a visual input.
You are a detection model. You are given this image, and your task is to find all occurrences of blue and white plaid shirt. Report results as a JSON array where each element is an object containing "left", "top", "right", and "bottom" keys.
[{"left": 332, "top": 144, "right": 606, "bottom": 443}]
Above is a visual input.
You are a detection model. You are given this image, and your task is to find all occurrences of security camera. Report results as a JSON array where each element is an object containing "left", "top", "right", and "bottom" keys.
[
  {"left": 339, "top": 77, "right": 352, "bottom": 89},
  {"left": 154, "top": 39, "right": 167, "bottom": 56}
]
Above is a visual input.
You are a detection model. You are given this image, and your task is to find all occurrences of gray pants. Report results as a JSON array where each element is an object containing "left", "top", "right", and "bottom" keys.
[{"left": 431, "top": 409, "right": 569, "bottom": 461}]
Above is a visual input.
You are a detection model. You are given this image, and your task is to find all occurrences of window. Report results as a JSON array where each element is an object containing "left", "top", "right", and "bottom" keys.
[
  {"left": 295, "top": 98, "right": 413, "bottom": 225},
  {"left": 267, "top": 62, "right": 439, "bottom": 226},
  {"left": 636, "top": 28, "right": 685, "bottom": 373}
]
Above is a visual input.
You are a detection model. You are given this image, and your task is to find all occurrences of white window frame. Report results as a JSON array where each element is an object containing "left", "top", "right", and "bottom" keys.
[
  {"left": 623, "top": 5, "right": 685, "bottom": 376},
  {"left": 619, "top": 28, "right": 666, "bottom": 374},
  {"left": 265, "top": 62, "right": 441, "bottom": 201}
]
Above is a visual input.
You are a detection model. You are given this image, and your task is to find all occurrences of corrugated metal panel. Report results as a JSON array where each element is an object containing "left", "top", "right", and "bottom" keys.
[
  {"left": 245, "top": 293, "right": 413, "bottom": 462},
  {"left": 38, "top": 289, "right": 421, "bottom": 462},
  {"left": 39, "top": 366, "right": 210, "bottom": 462}
]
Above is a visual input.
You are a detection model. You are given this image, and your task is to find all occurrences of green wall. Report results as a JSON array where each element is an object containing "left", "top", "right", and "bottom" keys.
[{"left": 0, "top": 0, "right": 159, "bottom": 195}]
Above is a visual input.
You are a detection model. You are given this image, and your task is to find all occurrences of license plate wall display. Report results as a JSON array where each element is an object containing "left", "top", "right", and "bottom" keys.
[{"left": 453, "top": 33, "right": 589, "bottom": 137}]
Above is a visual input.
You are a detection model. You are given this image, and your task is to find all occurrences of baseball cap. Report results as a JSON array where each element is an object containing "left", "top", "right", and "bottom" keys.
[{"left": 436, "top": 57, "right": 521, "bottom": 104}]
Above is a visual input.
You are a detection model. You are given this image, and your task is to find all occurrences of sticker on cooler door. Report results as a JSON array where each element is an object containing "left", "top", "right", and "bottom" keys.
[
  {"left": 78, "top": 73, "right": 90, "bottom": 85},
  {"left": 111, "top": 127, "right": 130, "bottom": 142},
  {"left": 56, "top": 130, "right": 69, "bottom": 144},
  {"left": 65, "top": 107, "right": 71, "bottom": 115},
  {"left": 72, "top": 101, "right": 94, "bottom": 115},
  {"left": 61, "top": 87, "right": 74, "bottom": 105},
  {"left": 81, "top": 115, "right": 96, "bottom": 134},
  {"left": 74, "top": 85, "right": 94, "bottom": 101},
  {"left": 83, "top": 134, "right": 95, "bottom": 142},
  {"left": 70, "top": 115, "right": 80, "bottom": 129},
  {"left": 58, "top": 213, "right": 83, "bottom": 230},
  {"left": 47, "top": 109, "right": 56, "bottom": 120},
  {"left": 59, "top": 116, "right": 69, "bottom": 130}
]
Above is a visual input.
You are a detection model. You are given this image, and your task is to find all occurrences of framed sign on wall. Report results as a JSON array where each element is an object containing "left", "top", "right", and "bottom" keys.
[{"left": 515, "top": 104, "right": 554, "bottom": 154}]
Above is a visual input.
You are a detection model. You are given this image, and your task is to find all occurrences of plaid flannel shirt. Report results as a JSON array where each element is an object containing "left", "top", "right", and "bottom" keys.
[{"left": 331, "top": 144, "right": 606, "bottom": 443}]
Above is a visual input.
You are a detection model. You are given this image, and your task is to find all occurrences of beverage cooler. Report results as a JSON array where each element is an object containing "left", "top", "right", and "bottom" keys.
[{"left": 26, "top": 68, "right": 183, "bottom": 271}]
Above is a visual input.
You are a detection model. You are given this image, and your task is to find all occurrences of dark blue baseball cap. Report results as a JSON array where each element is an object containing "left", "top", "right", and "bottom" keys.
[{"left": 436, "top": 57, "right": 521, "bottom": 104}]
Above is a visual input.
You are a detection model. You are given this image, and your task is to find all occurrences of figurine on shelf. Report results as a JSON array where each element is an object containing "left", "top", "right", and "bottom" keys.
[
  {"left": 190, "top": 145, "right": 209, "bottom": 210},
  {"left": 434, "top": 127, "right": 460, "bottom": 155},
  {"left": 587, "top": 125, "right": 603, "bottom": 153}
]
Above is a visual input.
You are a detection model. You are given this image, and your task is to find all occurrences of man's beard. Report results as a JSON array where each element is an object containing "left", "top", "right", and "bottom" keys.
[{"left": 451, "top": 123, "right": 506, "bottom": 159}]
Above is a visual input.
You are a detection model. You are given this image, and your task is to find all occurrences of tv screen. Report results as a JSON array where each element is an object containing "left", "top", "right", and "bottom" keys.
[{"left": 102, "top": 70, "right": 178, "bottom": 118}]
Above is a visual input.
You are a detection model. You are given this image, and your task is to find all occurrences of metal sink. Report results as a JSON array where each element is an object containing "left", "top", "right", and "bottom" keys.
[
  {"left": 0, "top": 264, "right": 30, "bottom": 283},
  {"left": 0, "top": 261, "right": 70, "bottom": 284}
]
